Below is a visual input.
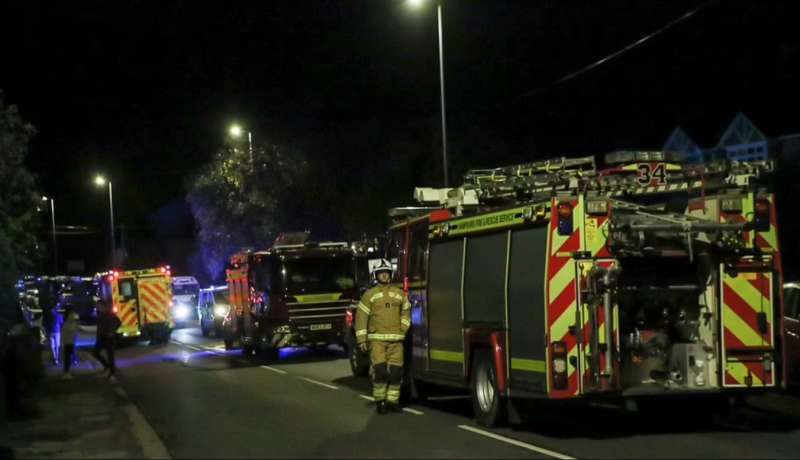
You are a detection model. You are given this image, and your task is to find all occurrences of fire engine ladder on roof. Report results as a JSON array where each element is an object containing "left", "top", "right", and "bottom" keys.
[{"left": 413, "top": 154, "right": 773, "bottom": 213}]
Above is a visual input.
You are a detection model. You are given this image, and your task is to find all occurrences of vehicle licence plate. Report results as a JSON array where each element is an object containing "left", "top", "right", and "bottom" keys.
[{"left": 310, "top": 323, "right": 332, "bottom": 331}]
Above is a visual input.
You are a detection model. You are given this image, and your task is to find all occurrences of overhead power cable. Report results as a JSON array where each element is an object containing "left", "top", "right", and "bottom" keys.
[{"left": 522, "top": 0, "right": 715, "bottom": 99}]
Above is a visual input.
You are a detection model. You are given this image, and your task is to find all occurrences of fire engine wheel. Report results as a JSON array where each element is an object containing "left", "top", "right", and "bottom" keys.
[
  {"left": 223, "top": 338, "right": 233, "bottom": 350},
  {"left": 471, "top": 350, "right": 507, "bottom": 427},
  {"left": 200, "top": 319, "right": 210, "bottom": 337}
]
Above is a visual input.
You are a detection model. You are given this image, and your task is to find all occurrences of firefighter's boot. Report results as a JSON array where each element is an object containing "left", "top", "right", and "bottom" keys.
[
  {"left": 376, "top": 400, "right": 388, "bottom": 415},
  {"left": 386, "top": 401, "right": 402, "bottom": 413}
]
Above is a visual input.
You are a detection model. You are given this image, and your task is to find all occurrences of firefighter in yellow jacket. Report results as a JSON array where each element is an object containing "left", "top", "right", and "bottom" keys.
[{"left": 355, "top": 259, "right": 411, "bottom": 414}]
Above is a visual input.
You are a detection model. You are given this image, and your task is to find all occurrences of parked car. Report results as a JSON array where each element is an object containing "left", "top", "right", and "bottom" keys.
[
  {"left": 784, "top": 282, "right": 800, "bottom": 389},
  {"left": 198, "top": 286, "right": 229, "bottom": 337}
]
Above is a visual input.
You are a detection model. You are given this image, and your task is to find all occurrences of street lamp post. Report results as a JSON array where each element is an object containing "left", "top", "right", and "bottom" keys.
[
  {"left": 42, "top": 196, "right": 58, "bottom": 273},
  {"left": 409, "top": 0, "right": 449, "bottom": 187},
  {"left": 94, "top": 175, "right": 116, "bottom": 266}
]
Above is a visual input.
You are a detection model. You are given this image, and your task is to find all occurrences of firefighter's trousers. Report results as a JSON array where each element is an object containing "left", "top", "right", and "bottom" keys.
[{"left": 370, "top": 340, "right": 403, "bottom": 403}]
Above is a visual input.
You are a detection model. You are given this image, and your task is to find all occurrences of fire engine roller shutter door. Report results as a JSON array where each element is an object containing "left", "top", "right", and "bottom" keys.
[
  {"left": 464, "top": 232, "right": 507, "bottom": 325},
  {"left": 508, "top": 226, "right": 548, "bottom": 393},
  {"left": 428, "top": 238, "right": 465, "bottom": 376}
]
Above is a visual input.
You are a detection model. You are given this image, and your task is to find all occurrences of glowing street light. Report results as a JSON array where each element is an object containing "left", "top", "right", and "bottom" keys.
[
  {"left": 408, "top": 0, "right": 449, "bottom": 187},
  {"left": 229, "top": 124, "right": 244, "bottom": 138},
  {"left": 94, "top": 174, "right": 116, "bottom": 266},
  {"left": 228, "top": 123, "right": 254, "bottom": 170}
]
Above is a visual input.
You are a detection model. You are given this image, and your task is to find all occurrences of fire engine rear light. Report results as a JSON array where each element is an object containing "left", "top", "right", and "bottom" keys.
[
  {"left": 553, "top": 358, "right": 567, "bottom": 374},
  {"left": 160, "top": 267, "right": 167, "bottom": 273},
  {"left": 752, "top": 197, "right": 771, "bottom": 232},
  {"left": 107, "top": 275, "right": 114, "bottom": 282},
  {"left": 586, "top": 200, "right": 608, "bottom": 215},
  {"left": 557, "top": 202, "right": 573, "bottom": 236},
  {"left": 551, "top": 340, "right": 568, "bottom": 390},
  {"left": 721, "top": 198, "right": 743, "bottom": 213},
  {"left": 345, "top": 309, "right": 353, "bottom": 327}
]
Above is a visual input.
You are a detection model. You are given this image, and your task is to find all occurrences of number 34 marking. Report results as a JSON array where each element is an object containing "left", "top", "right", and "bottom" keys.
[{"left": 637, "top": 162, "right": 667, "bottom": 186}]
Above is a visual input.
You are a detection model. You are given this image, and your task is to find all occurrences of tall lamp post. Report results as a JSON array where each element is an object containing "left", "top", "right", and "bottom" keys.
[
  {"left": 41, "top": 196, "right": 58, "bottom": 273},
  {"left": 409, "top": 0, "right": 449, "bottom": 187},
  {"left": 94, "top": 175, "right": 115, "bottom": 266},
  {"left": 229, "top": 124, "right": 254, "bottom": 170}
]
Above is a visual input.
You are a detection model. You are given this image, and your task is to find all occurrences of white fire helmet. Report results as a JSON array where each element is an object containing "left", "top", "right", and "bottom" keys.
[{"left": 371, "top": 259, "right": 394, "bottom": 280}]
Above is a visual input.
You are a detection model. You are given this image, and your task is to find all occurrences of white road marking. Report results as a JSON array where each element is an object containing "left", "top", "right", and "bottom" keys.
[
  {"left": 260, "top": 365, "right": 288, "bottom": 375},
  {"left": 121, "top": 404, "right": 172, "bottom": 459},
  {"left": 457, "top": 425, "right": 575, "bottom": 460},
  {"left": 300, "top": 377, "right": 339, "bottom": 390},
  {"left": 402, "top": 407, "right": 424, "bottom": 415},
  {"left": 359, "top": 395, "right": 376, "bottom": 402}
]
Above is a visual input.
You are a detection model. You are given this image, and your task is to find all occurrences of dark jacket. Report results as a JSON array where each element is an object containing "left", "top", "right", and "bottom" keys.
[{"left": 96, "top": 311, "right": 121, "bottom": 339}]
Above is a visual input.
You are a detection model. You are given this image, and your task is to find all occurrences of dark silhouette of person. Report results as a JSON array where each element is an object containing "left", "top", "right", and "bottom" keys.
[{"left": 92, "top": 299, "right": 120, "bottom": 378}]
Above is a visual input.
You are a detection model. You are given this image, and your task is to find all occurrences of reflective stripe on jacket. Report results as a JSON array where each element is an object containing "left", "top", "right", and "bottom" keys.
[{"left": 354, "top": 284, "right": 411, "bottom": 344}]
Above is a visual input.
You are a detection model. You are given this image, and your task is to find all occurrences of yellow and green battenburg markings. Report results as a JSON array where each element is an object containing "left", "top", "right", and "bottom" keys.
[
  {"left": 510, "top": 358, "right": 546, "bottom": 373},
  {"left": 430, "top": 204, "right": 548, "bottom": 237},
  {"left": 293, "top": 293, "right": 344, "bottom": 304},
  {"left": 430, "top": 349, "right": 464, "bottom": 363},
  {"left": 430, "top": 350, "right": 546, "bottom": 374}
]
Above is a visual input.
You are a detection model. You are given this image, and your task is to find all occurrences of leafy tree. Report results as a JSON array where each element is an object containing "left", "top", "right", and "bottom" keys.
[
  {"left": 187, "top": 140, "right": 309, "bottom": 282},
  {"left": 0, "top": 92, "right": 42, "bottom": 321}
]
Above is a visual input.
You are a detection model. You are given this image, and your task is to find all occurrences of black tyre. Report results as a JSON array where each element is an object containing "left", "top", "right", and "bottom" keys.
[
  {"left": 262, "top": 346, "right": 279, "bottom": 362},
  {"left": 348, "top": 341, "right": 370, "bottom": 377},
  {"left": 200, "top": 317, "right": 210, "bottom": 337},
  {"left": 471, "top": 349, "right": 507, "bottom": 427},
  {"left": 224, "top": 337, "right": 233, "bottom": 350}
]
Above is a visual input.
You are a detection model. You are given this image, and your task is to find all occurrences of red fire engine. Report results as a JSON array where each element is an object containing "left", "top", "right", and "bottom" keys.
[{"left": 383, "top": 151, "right": 785, "bottom": 426}]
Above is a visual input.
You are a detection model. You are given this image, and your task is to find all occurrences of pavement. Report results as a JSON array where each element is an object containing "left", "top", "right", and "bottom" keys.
[{"left": 0, "top": 342, "right": 170, "bottom": 459}]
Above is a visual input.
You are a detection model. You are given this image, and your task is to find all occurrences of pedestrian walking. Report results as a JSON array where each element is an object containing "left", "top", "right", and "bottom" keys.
[
  {"left": 354, "top": 259, "right": 411, "bottom": 414},
  {"left": 92, "top": 298, "right": 120, "bottom": 378},
  {"left": 61, "top": 306, "right": 80, "bottom": 379},
  {"left": 42, "top": 299, "right": 63, "bottom": 366}
]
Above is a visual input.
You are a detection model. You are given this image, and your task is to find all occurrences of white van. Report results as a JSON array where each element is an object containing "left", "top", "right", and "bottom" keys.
[{"left": 171, "top": 276, "right": 200, "bottom": 325}]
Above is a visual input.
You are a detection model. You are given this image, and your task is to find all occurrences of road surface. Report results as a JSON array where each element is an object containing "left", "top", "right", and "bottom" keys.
[{"left": 103, "top": 324, "right": 800, "bottom": 459}]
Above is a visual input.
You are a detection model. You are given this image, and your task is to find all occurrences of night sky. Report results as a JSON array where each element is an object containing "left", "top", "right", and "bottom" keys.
[{"left": 2, "top": 0, "right": 799, "bottom": 265}]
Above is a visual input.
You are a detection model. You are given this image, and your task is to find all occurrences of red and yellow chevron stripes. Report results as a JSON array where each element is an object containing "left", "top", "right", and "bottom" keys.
[
  {"left": 138, "top": 278, "right": 171, "bottom": 325},
  {"left": 718, "top": 193, "right": 781, "bottom": 388},
  {"left": 720, "top": 269, "right": 774, "bottom": 387},
  {"left": 546, "top": 197, "right": 584, "bottom": 398}
]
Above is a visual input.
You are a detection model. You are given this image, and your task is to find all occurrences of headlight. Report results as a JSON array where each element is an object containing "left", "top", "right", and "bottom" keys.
[
  {"left": 174, "top": 304, "right": 190, "bottom": 320},
  {"left": 214, "top": 305, "right": 229, "bottom": 317}
]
